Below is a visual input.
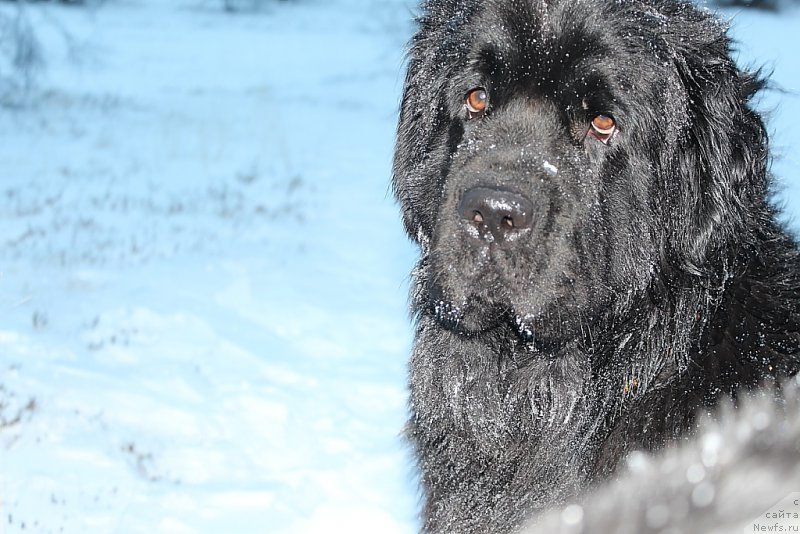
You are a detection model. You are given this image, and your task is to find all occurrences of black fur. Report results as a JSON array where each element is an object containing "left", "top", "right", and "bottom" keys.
[
  {"left": 392, "top": 0, "right": 800, "bottom": 532},
  {"left": 522, "top": 380, "right": 800, "bottom": 534}
]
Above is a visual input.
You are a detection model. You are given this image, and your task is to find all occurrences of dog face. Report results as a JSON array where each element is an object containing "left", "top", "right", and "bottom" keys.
[{"left": 394, "top": 0, "right": 766, "bottom": 345}]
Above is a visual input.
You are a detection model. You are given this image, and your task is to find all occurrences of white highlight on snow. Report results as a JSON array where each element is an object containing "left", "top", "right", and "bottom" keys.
[{"left": 542, "top": 160, "right": 558, "bottom": 175}]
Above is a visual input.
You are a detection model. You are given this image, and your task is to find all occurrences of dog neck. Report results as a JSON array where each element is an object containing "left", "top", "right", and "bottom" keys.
[{"left": 408, "top": 233, "right": 800, "bottom": 532}]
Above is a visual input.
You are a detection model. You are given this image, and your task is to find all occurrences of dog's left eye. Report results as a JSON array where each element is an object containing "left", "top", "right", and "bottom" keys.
[
  {"left": 465, "top": 88, "right": 489, "bottom": 118},
  {"left": 588, "top": 114, "right": 617, "bottom": 143}
]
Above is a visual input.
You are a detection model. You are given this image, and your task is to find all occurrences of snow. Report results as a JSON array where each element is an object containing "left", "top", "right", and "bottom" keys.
[
  {"left": 0, "top": 1, "right": 798, "bottom": 533},
  {"left": 542, "top": 160, "right": 558, "bottom": 175},
  {"left": 0, "top": 1, "right": 418, "bottom": 532}
]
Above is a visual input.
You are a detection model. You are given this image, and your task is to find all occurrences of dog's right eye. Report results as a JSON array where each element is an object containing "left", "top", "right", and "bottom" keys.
[
  {"left": 465, "top": 88, "right": 489, "bottom": 118},
  {"left": 588, "top": 114, "right": 617, "bottom": 143}
]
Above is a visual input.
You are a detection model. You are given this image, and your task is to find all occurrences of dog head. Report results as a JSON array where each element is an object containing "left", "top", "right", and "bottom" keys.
[{"left": 393, "top": 0, "right": 768, "bottom": 346}]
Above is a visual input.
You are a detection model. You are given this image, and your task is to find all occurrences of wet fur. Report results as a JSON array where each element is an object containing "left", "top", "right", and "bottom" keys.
[
  {"left": 522, "top": 382, "right": 800, "bottom": 533},
  {"left": 393, "top": 0, "right": 800, "bottom": 532}
]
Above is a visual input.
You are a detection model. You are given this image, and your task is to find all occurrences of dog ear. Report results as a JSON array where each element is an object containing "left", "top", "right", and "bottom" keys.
[
  {"left": 392, "top": 50, "right": 444, "bottom": 247},
  {"left": 393, "top": 57, "right": 459, "bottom": 249},
  {"left": 392, "top": 5, "right": 475, "bottom": 249},
  {"left": 668, "top": 27, "right": 769, "bottom": 277}
]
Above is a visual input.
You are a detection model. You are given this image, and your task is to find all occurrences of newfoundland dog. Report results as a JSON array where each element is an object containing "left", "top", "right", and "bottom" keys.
[{"left": 392, "top": 0, "right": 800, "bottom": 532}]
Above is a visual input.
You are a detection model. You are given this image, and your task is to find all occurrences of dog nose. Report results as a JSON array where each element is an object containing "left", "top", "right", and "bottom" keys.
[{"left": 458, "top": 187, "right": 534, "bottom": 241}]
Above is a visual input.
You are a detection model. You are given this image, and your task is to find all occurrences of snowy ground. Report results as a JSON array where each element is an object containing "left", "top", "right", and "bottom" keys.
[{"left": 0, "top": 1, "right": 797, "bottom": 533}]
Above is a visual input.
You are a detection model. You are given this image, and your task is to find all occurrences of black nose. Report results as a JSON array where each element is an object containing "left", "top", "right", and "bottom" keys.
[{"left": 458, "top": 187, "right": 534, "bottom": 242}]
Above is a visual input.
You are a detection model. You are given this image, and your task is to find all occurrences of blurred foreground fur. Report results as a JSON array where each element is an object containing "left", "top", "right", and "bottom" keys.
[
  {"left": 524, "top": 380, "right": 800, "bottom": 533},
  {"left": 394, "top": 0, "right": 800, "bottom": 532}
]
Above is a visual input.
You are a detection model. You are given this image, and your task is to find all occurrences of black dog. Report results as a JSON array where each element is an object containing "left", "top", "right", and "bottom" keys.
[{"left": 392, "top": 0, "right": 800, "bottom": 532}]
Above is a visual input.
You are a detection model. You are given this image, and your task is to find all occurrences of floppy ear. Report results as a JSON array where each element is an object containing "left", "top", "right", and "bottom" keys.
[
  {"left": 668, "top": 26, "right": 769, "bottom": 276},
  {"left": 392, "top": 49, "right": 450, "bottom": 247},
  {"left": 392, "top": 3, "right": 477, "bottom": 248}
]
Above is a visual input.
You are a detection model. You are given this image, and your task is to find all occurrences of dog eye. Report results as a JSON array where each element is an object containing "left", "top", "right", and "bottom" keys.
[
  {"left": 588, "top": 114, "right": 616, "bottom": 143},
  {"left": 465, "top": 88, "right": 489, "bottom": 118}
]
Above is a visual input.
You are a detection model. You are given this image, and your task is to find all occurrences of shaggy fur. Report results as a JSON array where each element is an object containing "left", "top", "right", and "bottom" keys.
[
  {"left": 392, "top": 0, "right": 800, "bottom": 532},
  {"left": 523, "top": 380, "right": 800, "bottom": 534}
]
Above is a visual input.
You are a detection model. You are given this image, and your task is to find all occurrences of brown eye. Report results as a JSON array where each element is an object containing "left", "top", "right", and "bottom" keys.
[
  {"left": 465, "top": 88, "right": 488, "bottom": 117},
  {"left": 589, "top": 114, "right": 616, "bottom": 143}
]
